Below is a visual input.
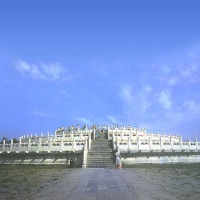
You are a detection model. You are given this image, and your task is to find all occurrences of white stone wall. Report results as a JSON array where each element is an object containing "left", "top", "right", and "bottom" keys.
[
  {"left": 1, "top": 125, "right": 200, "bottom": 166},
  {"left": 108, "top": 126, "right": 200, "bottom": 153},
  {"left": 122, "top": 155, "right": 200, "bottom": 164}
]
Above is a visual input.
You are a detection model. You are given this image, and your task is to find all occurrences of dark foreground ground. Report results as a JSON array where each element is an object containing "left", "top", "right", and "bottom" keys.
[{"left": 0, "top": 164, "right": 200, "bottom": 200}]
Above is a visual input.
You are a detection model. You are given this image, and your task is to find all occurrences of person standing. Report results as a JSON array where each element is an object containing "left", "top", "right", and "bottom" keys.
[{"left": 115, "top": 151, "right": 122, "bottom": 169}]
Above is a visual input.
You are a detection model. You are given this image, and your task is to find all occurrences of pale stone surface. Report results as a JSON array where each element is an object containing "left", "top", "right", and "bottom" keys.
[
  {"left": 1, "top": 124, "right": 199, "bottom": 155},
  {"left": 1, "top": 164, "right": 200, "bottom": 200},
  {"left": 28, "top": 168, "right": 177, "bottom": 200}
]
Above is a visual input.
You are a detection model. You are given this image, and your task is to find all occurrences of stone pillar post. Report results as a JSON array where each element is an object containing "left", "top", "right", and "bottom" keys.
[
  {"left": 170, "top": 135, "right": 173, "bottom": 151},
  {"left": 70, "top": 130, "right": 74, "bottom": 141},
  {"left": 136, "top": 128, "right": 138, "bottom": 137},
  {"left": 37, "top": 138, "right": 41, "bottom": 152},
  {"left": 80, "top": 130, "right": 83, "bottom": 140},
  {"left": 88, "top": 135, "right": 91, "bottom": 150},
  {"left": 137, "top": 137, "right": 140, "bottom": 150},
  {"left": 116, "top": 139, "right": 119, "bottom": 152},
  {"left": 195, "top": 138, "right": 198, "bottom": 150},
  {"left": 121, "top": 128, "right": 123, "bottom": 140},
  {"left": 60, "top": 137, "right": 63, "bottom": 152},
  {"left": 27, "top": 138, "right": 31, "bottom": 152},
  {"left": 112, "top": 134, "right": 115, "bottom": 150},
  {"left": 62, "top": 130, "right": 65, "bottom": 140},
  {"left": 72, "top": 138, "right": 76, "bottom": 152},
  {"left": 54, "top": 131, "right": 57, "bottom": 140},
  {"left": 112, "top": 129, "right": 114, "bottom": 140},
  {"left": 149, "top": 136, "right": 152, "bottom": 150},
  {"left": 179, "top": 135, "right": 182, "bottom": 150},
  {"left": 82, "top": 137, "right": 88, "bottom": 168},
  {"left": 2, "top": 140, "right": 6, "bottom": 152},
  {"left": 48, "top": 137, "right": 52, "bottom": 153},
  {"left": 128, "top": 137, "right": 131, "bottom": 151},
  {"left": 19, "top": 138, "right": 22, "bottom": 152},
  {"left": 77, "top": 124, "right": 79, "bottom": 132},
  {"left": 160, "top": 134, "right": 162, "bottom": 150},
  {"left": 188, "top": 137, "right": 190, "bottom": 150},
  {"left": 144, "top": 128, "right": 146, "bottom": 136},
  {"left": 47, "top": 132, "right": 50, "bottom": 141},
  {"left": 130, "top": 126, "right": 132, "bottom": 140},
  {"left": 10, "top": 139, "right": 13, "bottom": 152},
  {"left": 89, "top": 129, "right": 91, "bottom": 140},
  {"left": 112, "top": 128, "right": 114, "bottom": 139},
  {"left": 93, "top": 124, "right": 96, "bottom": 140}
]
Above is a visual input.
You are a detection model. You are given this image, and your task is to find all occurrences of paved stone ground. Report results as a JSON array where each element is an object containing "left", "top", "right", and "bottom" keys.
[{"left": 28, "top": 168, "right": 177, "bottom": 200}]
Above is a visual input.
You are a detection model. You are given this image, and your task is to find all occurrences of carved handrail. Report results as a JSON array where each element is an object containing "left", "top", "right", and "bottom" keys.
[{"left": 82, "top": 137, "right": 88, "bottom": 168}]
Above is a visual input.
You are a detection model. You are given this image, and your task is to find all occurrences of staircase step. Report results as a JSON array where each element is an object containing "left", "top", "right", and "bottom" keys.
[
  {"left": 86, "top": 139, "right": 114, "bottom": 168},
  {"left": 89, "top": 151, "right": 112, "bottom": 153},
  {"left": 87, "top": 164, "right": 115, "bottom": 168},
  {"left": 87, "top": 160, "right": 113, "bottom": 163},
  {"left": 87, "top": 158, "right": 113, "bottom": 161}
]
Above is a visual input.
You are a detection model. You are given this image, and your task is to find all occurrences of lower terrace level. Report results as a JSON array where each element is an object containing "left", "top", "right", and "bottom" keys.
[{"left": 1, "top": 125, "right": 200, "bottom": 165}]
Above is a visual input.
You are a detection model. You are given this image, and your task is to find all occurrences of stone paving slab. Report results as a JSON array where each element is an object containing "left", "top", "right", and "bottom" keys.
[{"left": 28, "top": 168, "right": 178, "bottom": 200}]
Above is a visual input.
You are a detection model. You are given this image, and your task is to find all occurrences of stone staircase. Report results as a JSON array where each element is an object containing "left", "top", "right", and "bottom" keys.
[{"left": 87, "top": 140, "right": 115, "bottom": 168}]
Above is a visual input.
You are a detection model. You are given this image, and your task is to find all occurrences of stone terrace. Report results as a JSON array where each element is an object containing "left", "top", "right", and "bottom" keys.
[{"left": 27, "top": 168, "right": 177, "bottom": 200}]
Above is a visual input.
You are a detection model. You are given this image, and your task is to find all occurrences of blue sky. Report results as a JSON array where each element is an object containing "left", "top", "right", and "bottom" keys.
[{"left": 0, "top": 0, "right": 200, "bottom": 141}]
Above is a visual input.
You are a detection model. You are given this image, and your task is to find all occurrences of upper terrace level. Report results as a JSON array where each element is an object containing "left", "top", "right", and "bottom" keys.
[{"left": 0, "top": 124, "right": 199, "bottom": 154}]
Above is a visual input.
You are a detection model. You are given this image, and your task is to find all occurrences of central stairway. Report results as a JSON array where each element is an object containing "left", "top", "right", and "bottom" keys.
[{"left": 86, "top": 139, "right": 115, "bottom": 168}]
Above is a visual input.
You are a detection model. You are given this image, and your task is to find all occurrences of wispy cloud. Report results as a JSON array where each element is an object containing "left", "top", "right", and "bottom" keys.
[
  {"left": 139, "top": 85, "right": 153, "bottom": 112},
  {"left": 184, "top": 100, "right": 200, "bottom": 113},
  {"left": 61, "top": 90, "right": 71, "bottom": 98},
  {"left": 158, "top": 90, "right": 172, "bottom": 110},
  {"left": 15, "top": 59, "right": 72, "bottom": 81},
  {"left": 180, "top": 64, "right": 198, "bottom": 79},
  {"left": 77, "top": 117, "right": 92, "bottom": 124},
  {"left": 90, "top": 61, "right": 109, "bottom": 77},
  {"left": 33, "top": 110, "right": 49, "bottom": 117},
  {"left": 107, "top": 115, "right": 118, "bottom": 124},
  {"left": 167, "top": 48, "right": 200, "bottom": 86},
  {"left": 168, "top": 76, "right": 179, "bottom": 86},
  {"left": 119, "top": 84, "right": 153, "bottom": 114},
  {"left": 143, "top": 85, "right": 152, "bottom": 93},
  {"left": 119, "top": 84, "right": 133, "bottom": 103}
]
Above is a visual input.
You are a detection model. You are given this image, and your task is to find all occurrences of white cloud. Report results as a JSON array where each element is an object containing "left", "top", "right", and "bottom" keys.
[
  {"left": 184, "top": 101, "right": 200, "bottom": 113},
  {"left": 33, "top": 110, "right": 49, "bottom": 117},
  {"left": 15, "top": 59, "right": 72, "bottom": 81},
  {"left": 119, "top": 84, "right": 153, "bottom": 114},
  {"left": 61, "top": 90, "right": 71, "bottom": 98},
  {"left": 90, "top": 61, "right": 109, "bottom": 77},
  {"left": 16, "top": 59, "right": 30, "bottom": 72},
  {"left": 119, "top": 84, "right": 133, "bottom": 103},
  {"left": 180, "top": 65, "right": 198, "bottom": 79},
  {"left": 107, "top": 115, "right": 118, "bottom": 124},
  {"left": 77, "top": 117, "right": 92, "bottom": 124},
  {"left": 140, "top": 85, "right": 152, "bottom": 112},
  {"left": 163, "top": 66, "right": 171, "bottom": 73},
  {"left": 158, "top": 90, "right": 172, "bottom": 110},
  {"left": 168, "top": 76, "right": 179, "bottom": 86},
  {"left": 143, "top": 85, "right": 152, "bottom": 93}
]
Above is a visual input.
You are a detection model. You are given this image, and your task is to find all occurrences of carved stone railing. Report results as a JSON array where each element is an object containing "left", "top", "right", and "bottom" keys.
[
  {"left": 0, "top": 138, "right": 86, "bottom": 154},
  {"left": 112, "top": 138, "right": 200, "bottom": 153},
  {"left": 82, "top": 137, "right": 88, "bottom": 168}
]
